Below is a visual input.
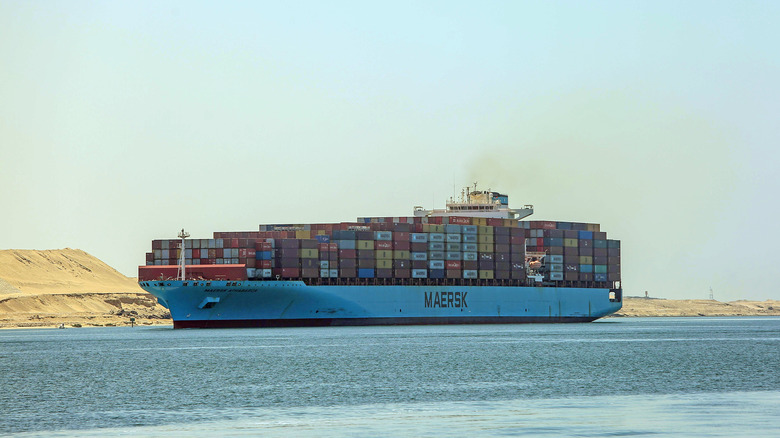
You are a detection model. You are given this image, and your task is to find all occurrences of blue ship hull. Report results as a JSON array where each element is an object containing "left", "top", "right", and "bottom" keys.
[{"left": 141, "top": 281, "right": 623, "bottom": 328}]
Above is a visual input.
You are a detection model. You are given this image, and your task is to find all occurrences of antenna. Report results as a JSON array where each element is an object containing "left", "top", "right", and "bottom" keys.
[
  {"left": 177, "top": 228, "right": 190, "bottom": 281},
  {"left": 708, "top": 287, "right": 714, "bottom": 300}
]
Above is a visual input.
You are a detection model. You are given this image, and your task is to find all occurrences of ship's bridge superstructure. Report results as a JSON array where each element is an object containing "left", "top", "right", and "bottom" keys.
[{"left": 414, "top": 185, "right": 533, "bottom": 220}]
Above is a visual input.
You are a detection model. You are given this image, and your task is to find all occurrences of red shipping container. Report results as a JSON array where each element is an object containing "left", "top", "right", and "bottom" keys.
[
  {"left": 445, "top": 260, "right": 461, "bottom": 269},
  {"left": 138, "top": 264, "right": 247, "bottom": 281},
  {"left": 168, "top": 240, "right": 179, "bottom": 249},
  {"left": 446, "top": 269, "right": 461, "bottom": 279},
  {"left": 394, "top": 268, "right": 411, "bottom": 278},
  {"left": 487, "top": 218, "right": 503, "bottom": 227},
  {"left": 376, "top": 241, "right": 393, "bottom": 250},
  {"left": 257, "top": 260, "right": 272, "bottom": 269},
  {"left": 328, "top": 243, "right": 338, "bottom": 251},
  {"left": 510, "top": 236, "right": 524, "bottom": 245},
  {"left": 279, "top": 268, "right": 300, "bottom": 278},
  {"left": 394, "top": 240, "right": 410, "bottom": 251},
  {"left": 318, "top": 243, "right": 329, "bottom": 252},
  {"left": 193, "top": 249, "right": 201, "bottom": 259},
  {"left": 393, "top": 232, "right": 410, "bottom": 241},
  {"left": 145, "top": 252, "right": 154, "bottom": 262},
  {"left": 449, "top": 216, "right": 471, "bottom": 225},
  {"left": 340, "top": 268, "right": 357, "bottom": 278},
  {"left": 410, "top": 242, "right": 427, "bottom": 252},
  {"left": 301, "top": 268, "right": 319, "bottom": 278},
  {"left": 340, "top": 259, "right": 356, "bottom": 268},
  {"left": 152, "top": 240, "right": 163, "bottom": 250},
  {"left": 339, "top": 249, "right": 356, "bottom": 259},
  {"left": 245, "top": 258, "right": 255, "bottom": 268},
  {"left": 376, "top": 268, "right": 393, "bottom": 278},
  {"left": 215, "top": 248, "right": 223, "bottom": 258}
]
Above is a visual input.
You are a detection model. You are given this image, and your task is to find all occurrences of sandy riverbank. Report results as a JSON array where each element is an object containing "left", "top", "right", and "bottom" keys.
[
  {"left": 613, "top": 297, "right": 780, "bottom": 318},
  {"left": 0, "top": 249, "right": 170, "bottom": 329}
]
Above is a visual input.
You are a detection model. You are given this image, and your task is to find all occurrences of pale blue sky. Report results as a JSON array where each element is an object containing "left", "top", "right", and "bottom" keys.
[{"left": 1, "top": 1, "right": 778, "bottom": 300}]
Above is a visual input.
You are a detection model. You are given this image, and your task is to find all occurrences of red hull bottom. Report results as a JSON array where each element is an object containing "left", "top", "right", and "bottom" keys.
[{"left": 173, "top": 316, "right": 599, "bottom": 329}]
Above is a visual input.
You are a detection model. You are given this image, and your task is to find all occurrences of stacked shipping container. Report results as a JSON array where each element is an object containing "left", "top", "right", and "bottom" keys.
[
  {"left": 144, "top": 217, "right": 619, "bottom": 289},
  {"left": 522, "top": 220, "right": 620, "bottom": 287}
]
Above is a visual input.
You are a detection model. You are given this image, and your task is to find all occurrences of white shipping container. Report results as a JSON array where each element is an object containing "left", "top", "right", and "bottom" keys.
[
  {"left": 462, "top": 225, "right": 478, "bottom": 234},
  {"left": 463, "top": 252, "right": 478, "bottom": 261},
  {"left": 412, "top": 269, "right": 428, "bottom": 278},
  {"left": 329, "top": 269, "right": 338, "bottom": 278},
  {"left": 429, "top": 260, "right": 445, "bottom": 270},
  {"left": 429, "top": 233, "right": 445, "bottom": 242},
  {"left": 463, "top": 269, "right": 478, "bottom": 279},
  {"left": 463, "top": 234, "right": 478, "bottom": 243},
  {"left": 374, "top": 231, "right": 392, "bottom": 241},
  {"left": 446, "top": 234, "right": 462, "bottom": 242},
  {"left": 428, "top": 242, "right": 445, "bottom": 251},
  {"left": 428, "top": 251, "right": 444, "bottom": 260},
  {"left": 411, "top": 252, "right": 427, "bottom": 260},
  {"left": 262, "top": 269, "right": 273, "bottom": 278},
  {"left": 410, "top": 233, "right": 428, "bottom": 243}
]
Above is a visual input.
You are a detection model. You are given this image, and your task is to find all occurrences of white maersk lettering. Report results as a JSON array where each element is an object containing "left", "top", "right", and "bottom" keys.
[{"left": 424, "top": 291, "right": 468, "bottom": 308}]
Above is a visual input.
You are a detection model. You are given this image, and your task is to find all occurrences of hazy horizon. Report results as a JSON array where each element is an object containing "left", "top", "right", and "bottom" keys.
[{"left": 2, "top": 1, "right": 778, "bottom": 301}]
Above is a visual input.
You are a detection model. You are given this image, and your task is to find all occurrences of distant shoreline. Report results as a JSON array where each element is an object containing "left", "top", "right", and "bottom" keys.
[{"left": 610, "top": 297, "right": 780, "bottom": 318}]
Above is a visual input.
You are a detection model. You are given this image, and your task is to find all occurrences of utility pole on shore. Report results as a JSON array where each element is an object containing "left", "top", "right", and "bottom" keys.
[{"left": 709, "top": 287, "right": 714, "bottom": 300}]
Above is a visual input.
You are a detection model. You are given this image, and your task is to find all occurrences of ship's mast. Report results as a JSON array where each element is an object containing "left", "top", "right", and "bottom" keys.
[{"left": 177, "top": 228, "right": 190, "bottom": 281}]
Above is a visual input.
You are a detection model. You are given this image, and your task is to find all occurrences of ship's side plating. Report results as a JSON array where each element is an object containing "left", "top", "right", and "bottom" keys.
[{"left": 142, "top": 280, "right": 622, "bottom": 328}]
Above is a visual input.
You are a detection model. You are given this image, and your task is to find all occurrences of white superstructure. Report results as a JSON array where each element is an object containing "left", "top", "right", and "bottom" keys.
[{"left": 414, "top": 184, "right": 533, "bottom": 219}]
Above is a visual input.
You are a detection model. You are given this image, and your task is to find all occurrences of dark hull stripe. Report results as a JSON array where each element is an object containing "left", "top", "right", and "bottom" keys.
[{"left": 173, "top": 316, "right": 598, "bottom": 329}]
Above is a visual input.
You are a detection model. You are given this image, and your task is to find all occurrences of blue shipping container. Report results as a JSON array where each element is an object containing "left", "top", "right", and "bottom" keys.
[
  {"left": 429, "top": 269, "right": 445, "bottom": 279},
  {"left": 358, "top": 268, "right": 375, "bottom": 278},
  {"left": 578, "top": 230, "right": 594, "bottom": 240}
]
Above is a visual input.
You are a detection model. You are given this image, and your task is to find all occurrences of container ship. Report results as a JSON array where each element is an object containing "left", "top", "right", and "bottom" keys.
[{"left": 139, "top": 188, "right": 622, "bottom": 328}]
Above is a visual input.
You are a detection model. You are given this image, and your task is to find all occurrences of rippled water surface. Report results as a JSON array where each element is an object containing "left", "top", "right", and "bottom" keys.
[{"left": 2, "top": 317, "right": 779, "bottom": 436}]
